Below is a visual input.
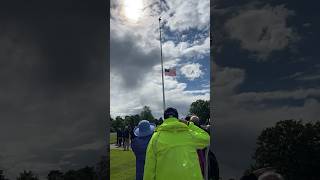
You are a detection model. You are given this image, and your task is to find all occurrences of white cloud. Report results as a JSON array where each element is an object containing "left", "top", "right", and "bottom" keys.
[
  {"left": 180, "top": 63, "right": 204, "bottom": 80},
  {"left": 110, "top": 0, "right": 210, "bottom": 118},
  {"left": 110, "top": 67, "right": 209, "bottom": 118},
  {"left": 225, "top": 4, "right": 297, "bottom": 60},
  {"left": 163, "top": 0, "right": 210, "bottom": 31}
]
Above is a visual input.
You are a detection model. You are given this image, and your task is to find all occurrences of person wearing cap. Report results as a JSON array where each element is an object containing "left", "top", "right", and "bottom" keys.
[
  {"left": 143, "top": 107, "right": 210, "bottom": 180},
  {"left": 131, "top": 120, "right": 155, "bottom": 180}
]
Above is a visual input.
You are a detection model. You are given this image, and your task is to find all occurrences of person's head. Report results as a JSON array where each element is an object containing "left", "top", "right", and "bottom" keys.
[
  {"left": 190, "top": 115, "right": 200, "bottom": 126},
  {"left": 258, "top": 172, "right": 284, "bottom": 180},
  {"left": 164, "top": 107, "right": 178, "bottom": 119},
  {"left": 134, "top": 120, "right": 155, "bottom": 137},
  {"left": 185, "top": 115, "right": 192, "bottom": 121}
]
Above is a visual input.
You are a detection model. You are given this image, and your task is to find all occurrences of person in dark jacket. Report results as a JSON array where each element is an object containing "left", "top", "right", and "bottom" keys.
[
  {"left": 131, "top": 120, "right": 155, "bottom": 180},
  {"left": 129, "top": 125, "right": 136, "bottom": 141},
  {"left": 116, "top": 128, "right": 123, "bottom": 147},
  {"left": 123, "top": 126, "right": 130, "bottom": 151}
]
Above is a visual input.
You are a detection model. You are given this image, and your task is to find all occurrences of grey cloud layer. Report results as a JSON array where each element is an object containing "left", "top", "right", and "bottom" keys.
[
  {"left": 0, "top": 5, "right": 107, "bottom": 179},
  {"left": 110, "top": 33, "right": 160, "bottom": 88}
]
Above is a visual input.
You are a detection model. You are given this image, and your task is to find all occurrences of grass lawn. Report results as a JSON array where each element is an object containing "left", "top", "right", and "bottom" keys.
[
  {"left": 110, "top": 149, "right": 136, "bottom": 180},
  {"left": 110, "top": 132, "right": 117, "bottom": 144}
]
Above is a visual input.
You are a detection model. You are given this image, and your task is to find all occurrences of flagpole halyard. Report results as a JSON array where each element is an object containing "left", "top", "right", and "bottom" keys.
[{"left": 159, "top": 17, "right": 166, "bottom": 113}]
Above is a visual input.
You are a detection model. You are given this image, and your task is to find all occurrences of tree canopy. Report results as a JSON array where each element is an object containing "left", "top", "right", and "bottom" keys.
[
  {"left": 140, "top": 106, "right": 155, "bottom": 123},
  {"left": 189, "top": 99, "right": 210, "bottom": 123},
  {"left": 252, "top": 119, "right": 320, "bottom": 180},
  {"left": 16, "top": 170, "right": 39, "bottom": 180},
  {"left": 0, "top": 170, "right": 8, "bottom": 180}
]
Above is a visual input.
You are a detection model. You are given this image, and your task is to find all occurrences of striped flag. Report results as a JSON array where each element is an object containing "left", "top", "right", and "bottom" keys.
[{"left": 165, "top": 68, "right": 176, "bottom": 76}]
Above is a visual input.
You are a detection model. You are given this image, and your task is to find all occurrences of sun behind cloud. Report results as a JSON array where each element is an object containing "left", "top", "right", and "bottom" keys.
[{"left": 122, "top": 0, "right": 144, "bottom": 22}]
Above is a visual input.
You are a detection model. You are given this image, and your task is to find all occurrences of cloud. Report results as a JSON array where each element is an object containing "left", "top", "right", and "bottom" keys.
[
  {"left": 180, "top": 63, "right": 204, "bottom": 80},
  {"left": 212, "top": 65, "right": 320, "bottom": 179},
  {"left": 235, "top": 88, "right": 320, "bottom": 102},
  {"left": 110, "top": 32, "right": 160, "bottom": 88},
  {"left": 296, "top": 74, "right": 320, "bottom": 81},
  {"left": 162, "top": 0, "right": 210, "bottom": 32},
  {"left": 110, "top": 69, "right": 209, "bottom": 118},
  {"left": 0, "top": 7, "right": 107, "bottom": 179},
  {"left": 110, "top": 0, "right": 210, "bottom": 118},
  {"left": 225, "top": 4, "right": 298, "bottom": 60},
  {"left": 280, "top": 72, "right": 320, "bottom": 81}
]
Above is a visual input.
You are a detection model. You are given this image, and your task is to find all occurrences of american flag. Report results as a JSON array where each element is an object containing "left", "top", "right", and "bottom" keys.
[{"left": 165, "top": 68, "right": 176, "bottom": 76}]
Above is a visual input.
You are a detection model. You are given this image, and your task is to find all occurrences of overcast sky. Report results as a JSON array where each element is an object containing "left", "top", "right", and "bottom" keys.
[
  {"left": 0, "top": 1, "right": 107, "bottom": 179},
  {"left": 110, "top": 0, "right": 210, "bottom": 119},
  {"left": 212, "top": 0, "right": 320, "bottom": 179}
]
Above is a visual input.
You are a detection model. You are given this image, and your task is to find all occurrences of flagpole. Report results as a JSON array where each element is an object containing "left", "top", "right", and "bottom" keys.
[{"left": 159, "top": 17, "right": 166, "bottom": 112}]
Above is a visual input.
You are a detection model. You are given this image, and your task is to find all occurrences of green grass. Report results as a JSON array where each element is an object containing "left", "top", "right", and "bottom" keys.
[
  {"left": 110, "top": 133, "right": 117, "bottom": 144},
  {"left": 110, "top": 149, "right": 136, "bottom": 180}
]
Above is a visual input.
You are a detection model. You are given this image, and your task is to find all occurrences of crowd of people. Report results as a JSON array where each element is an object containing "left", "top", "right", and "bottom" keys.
[
  {"left": 115, "top": 107, "right": 284, "bottom": 180},
  {"left": 115, "top": 126, "right": 136, "bottom": 151}
]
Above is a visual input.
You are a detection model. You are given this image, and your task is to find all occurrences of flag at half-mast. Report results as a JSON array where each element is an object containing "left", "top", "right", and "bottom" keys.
[{"left": 164, "top": 68, "right": 176, "bottom": 76}]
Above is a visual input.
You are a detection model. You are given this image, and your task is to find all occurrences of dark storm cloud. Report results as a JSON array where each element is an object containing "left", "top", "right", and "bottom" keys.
[
  {"left": 110, "top": 32, "right": 160, "bottom": 88},
  {"left": 0, "top": 1, "right": 107, "bottom": 179}
]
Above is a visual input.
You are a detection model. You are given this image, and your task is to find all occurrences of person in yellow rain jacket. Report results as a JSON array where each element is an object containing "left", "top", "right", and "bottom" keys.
[{"left": 143, "top": 107, "right": 210, "bottom": 180}]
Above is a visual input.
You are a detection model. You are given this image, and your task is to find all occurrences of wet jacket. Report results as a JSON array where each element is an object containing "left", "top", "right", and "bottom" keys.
[
  {"left": 131, "top": 135, "right": 153, "bottom": 180},
  {"left": 143, "top": 117, "right": 210, "bottom": 180}
]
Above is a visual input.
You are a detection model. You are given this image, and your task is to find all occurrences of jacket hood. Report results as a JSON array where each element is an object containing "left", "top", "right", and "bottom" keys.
[{"left": 156, "top": 117, "right": 189, "bottom": 132}]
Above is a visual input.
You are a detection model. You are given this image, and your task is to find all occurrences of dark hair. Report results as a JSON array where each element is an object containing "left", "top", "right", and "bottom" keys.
[
  {"left": 185, "top": 115, "right": 192, "bottom": 121},
  {"left": 164, "top": 107, "right": 178, "bottom": 119}
]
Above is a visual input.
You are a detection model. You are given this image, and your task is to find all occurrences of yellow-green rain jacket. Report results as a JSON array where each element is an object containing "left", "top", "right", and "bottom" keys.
[{"left": 143, "top": 117, "right": 210, "bottom": 180}]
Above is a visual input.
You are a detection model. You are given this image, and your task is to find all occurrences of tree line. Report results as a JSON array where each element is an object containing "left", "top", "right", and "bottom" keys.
[
  {"left": 248, "top": 119, "right": 320, "bottom": 180},
  {"left": 1, "top": 100, "right": 211, "bottom": 180},
  {"left": 0, "top": 156, "right": 108, "bottom": 180},
  {"left": 110, "top": 99, "right": 210, "bottom": 132}
]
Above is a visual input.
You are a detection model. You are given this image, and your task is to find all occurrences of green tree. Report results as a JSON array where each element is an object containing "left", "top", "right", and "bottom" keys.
[
  {"left": 132, "top": 114, "right": 141, "bottom": 127},
  {"left": 252, "top": 119, "right": 320, "bottom": 180},
  {"left": 75, "top": 166, "right": 97, "bottom": 180},
  {"left": 111, "top": 116, "right": 124, "bottom": 132},
  {"left": 17, "top": 170, "right": 39, "bottom": 180},
  {"left": 0, "top": 170, "right": 8, "bottom": 180},
  {"left": 140, "top": 106, "right": 155, "bottom": 123},
  {"left": 189, "top": 99, "right": 210, "bottom": 123},
  {"left": 63, "top": 170, "right": 77, "bottom": 180},
  {"left": 63, "top": 167, "right": 97, "bottom": 180},
  {"left": 47, "top": 170, "right": 63, "bottom": 180}
]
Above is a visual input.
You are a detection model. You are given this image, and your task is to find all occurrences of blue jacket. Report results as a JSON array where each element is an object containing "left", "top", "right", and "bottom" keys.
[{"left": 131, "top": 134, "right": 153, "bottom": 180}]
